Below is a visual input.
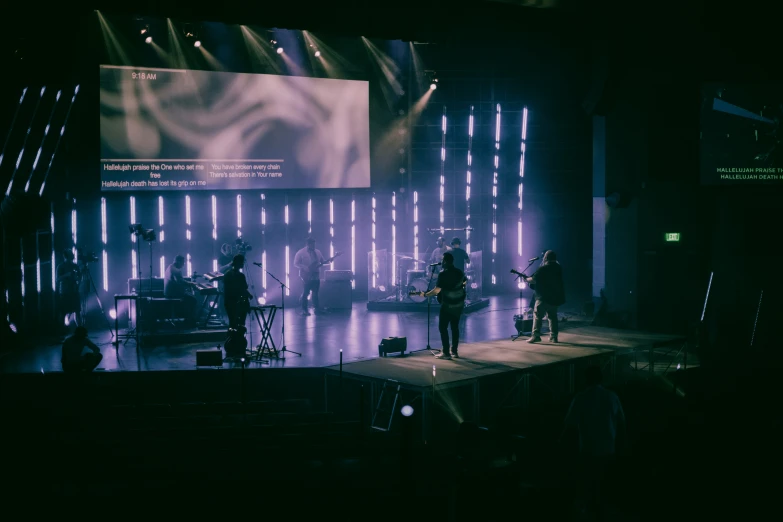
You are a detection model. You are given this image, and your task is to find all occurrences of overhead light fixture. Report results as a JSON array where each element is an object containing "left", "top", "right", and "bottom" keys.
[
  {"left": 430, "top": 83, "right": 437, "bottom": 90},
  {"left": 276, "top": 47, "right": 284, "bottom": 54},
  {"left": 314, "top": 50, "right": 321, "bottom": 57},
  {"left": 145, "top": 36, "right": 152, "bottom": 44},
  {"left": 194, "top": 40, "right": 201, "bottom": 48}
]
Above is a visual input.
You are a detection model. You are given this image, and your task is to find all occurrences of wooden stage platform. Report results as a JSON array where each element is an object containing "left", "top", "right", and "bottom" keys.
[{"left": 323, "top": 326, "right": 687, "bottom": 439}]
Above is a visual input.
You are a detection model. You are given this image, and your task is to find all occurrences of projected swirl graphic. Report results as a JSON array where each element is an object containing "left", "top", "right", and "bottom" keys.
[{"left": 99, "top": 65, "right": 371, "bottom": 191}]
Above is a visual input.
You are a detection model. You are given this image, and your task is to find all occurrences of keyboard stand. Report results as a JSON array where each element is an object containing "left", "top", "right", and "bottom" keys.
[{"left": 249, "top": 306, "right": 278, "bottom": 360}]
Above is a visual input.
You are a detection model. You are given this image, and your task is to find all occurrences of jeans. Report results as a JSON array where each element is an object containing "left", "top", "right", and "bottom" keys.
[
  {"left": 438, "top": 305, "right": 463, "bottom": 355},
  {"left": 301, "top": 279, "right": 320, "bottom": 311},
  {"left": 532, "top": 300, "right": 559, "bottom": 338}
]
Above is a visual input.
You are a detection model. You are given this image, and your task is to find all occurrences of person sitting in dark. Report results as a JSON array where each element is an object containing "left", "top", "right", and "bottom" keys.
[{"left": 61, "top": 326, "right": 102, "bottom": 373}]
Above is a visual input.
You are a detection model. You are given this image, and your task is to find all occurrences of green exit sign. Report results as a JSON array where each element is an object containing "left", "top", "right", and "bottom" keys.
[{"left": 664, "top": 233, "right": 681, "bottom": 242}]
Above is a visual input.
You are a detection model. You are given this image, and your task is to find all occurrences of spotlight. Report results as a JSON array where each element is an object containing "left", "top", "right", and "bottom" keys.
[
  {"left": 140, "top": 28, "right": 147, "bottom": 35},
  {"left": 194, "top": 40, "right": 201, "bottom": 48},
  {"left": 314, "top": 50, "right": 321, "bottom": 57},
  {"left": 401, "top": 405, "right": 414, "bottom": 417},
  {"left": 145, "top": 36, "right": 152, "bottom": 44},
  {"left": 517, "top": 282, "right": 526, "bottom": 290},
  {"left": 109, "top": 309, "right": 117, "bottom": 320},
  {"left": 430, "top": 83, "right": 437, "bottom": 90},
  {"left": 276, "top": 47, "right": 284, "bottom": 54},
  {"left": 257, "top": 296, "right": 266, "bottom": 305}
]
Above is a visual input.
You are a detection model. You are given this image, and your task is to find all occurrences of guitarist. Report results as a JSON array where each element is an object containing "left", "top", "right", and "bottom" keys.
[
  {"left": 294, "top": 237, "right": 328, "bottom": 316},
  {"left": 412, "top": 252, "right": 466, "bottom": 360},
  {"left": 522, "top": 250, "right": 565, "bottom": 343}
]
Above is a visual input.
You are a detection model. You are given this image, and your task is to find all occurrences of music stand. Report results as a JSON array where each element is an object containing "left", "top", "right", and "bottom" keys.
[{"left": 263, "top": 267, "right": 300, "bottom": 357}]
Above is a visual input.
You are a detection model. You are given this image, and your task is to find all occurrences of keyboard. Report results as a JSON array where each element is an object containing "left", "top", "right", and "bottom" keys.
[{"left": 204, "top": 271, "right": 225, "bottom": 282}]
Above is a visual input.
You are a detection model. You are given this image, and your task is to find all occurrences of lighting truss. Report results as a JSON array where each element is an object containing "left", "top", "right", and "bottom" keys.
[
  {"left": 466, "top": 106, "right": 474, "bottom": 253},
  {"left": 491, "top": 104, "right": 501, "bottom": 285},
  {"left": 518, "top": 106, "right": 528, "bottom": 259}
]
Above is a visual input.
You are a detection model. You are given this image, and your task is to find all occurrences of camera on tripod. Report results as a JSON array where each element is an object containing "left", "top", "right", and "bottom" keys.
[
  {"left": 77, "top": 249, "right": 99, "bottom": 263},
  {"left": 235, "top": 238, "right": 252, "bottom": 254}
]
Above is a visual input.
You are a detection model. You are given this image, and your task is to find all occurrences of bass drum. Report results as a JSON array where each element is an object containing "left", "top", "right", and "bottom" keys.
[{"left": 408, "top": 279, "right": 429, "bottom": 303}]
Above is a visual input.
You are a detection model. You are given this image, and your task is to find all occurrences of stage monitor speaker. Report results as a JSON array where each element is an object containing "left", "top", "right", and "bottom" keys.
[
  {"left": 320, "top": 280, "right": 352, "bottom": 309},
  {"left": 325, "top": 270, "right": 352, "bottom": 282},
  {"left": 196, "top": 349, "right": 223, "bottom": 366},
  {"left": 379, "top": 337, "right": 407, "bottom": 357}
]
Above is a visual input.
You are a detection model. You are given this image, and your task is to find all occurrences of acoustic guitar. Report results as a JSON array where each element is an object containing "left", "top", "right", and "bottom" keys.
[{"left": 510, "top": 269, "right": 535, "bottom": 290}]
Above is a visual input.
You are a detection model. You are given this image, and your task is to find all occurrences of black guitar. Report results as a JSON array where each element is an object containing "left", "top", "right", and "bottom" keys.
[
  {"left": 409, "top": 279, "right": 467, "bottom": 304},
  {"left": 510, "top": 269, "right": 535, "bottom": 290}
]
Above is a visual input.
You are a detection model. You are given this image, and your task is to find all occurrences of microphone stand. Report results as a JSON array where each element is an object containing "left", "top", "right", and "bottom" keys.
[
  {"left": 263, "top": 267, "right": 300, "bottom": 358},
  {"left": 411, "top": 265, "right": 440, "bottom": 355}
]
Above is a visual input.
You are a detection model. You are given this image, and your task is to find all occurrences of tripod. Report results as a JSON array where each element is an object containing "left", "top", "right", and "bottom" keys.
[
  {"left": 264, "top": 268, "right": 300, "bottom": 358},
  {"left": 80, "top": 262, "right": 114, "bottom": 338}
]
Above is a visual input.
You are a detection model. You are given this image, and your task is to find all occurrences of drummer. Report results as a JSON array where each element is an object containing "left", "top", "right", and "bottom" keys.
[{"left": 430, "top": 237, "right": 451, "bottom": 271}]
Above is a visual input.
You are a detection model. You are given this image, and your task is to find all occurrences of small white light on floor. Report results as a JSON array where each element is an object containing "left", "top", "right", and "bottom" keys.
[
  {"left": 401, "top": 405, "right": 414, "bottom": 417},
  {"left": 109, "top": 309, "right": 117, "bottom": 320},
  {"left": 677, "top": 363, "right": 681, "bottom": 370},
  {"left": 517, "top": 282, "right": 526, "bottom": 290},
  {"left": 240, "top": 358, "right": 245, "bottom": 363},
  {"left": 257, "top": 296, "right": 266, "bottom": 305}
]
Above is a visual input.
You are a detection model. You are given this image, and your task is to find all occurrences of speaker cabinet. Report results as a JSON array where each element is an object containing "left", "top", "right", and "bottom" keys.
[{"left": 320, "top": 280, "right": 352, "bottom": 309}]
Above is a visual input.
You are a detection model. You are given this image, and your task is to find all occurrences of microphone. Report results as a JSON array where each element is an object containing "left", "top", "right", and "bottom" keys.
[
  {"left": 252, "top": 262, "right": 263, "bottom": 267},
  {"left": 429, "top": 262, "right": 441, "bottom": 267},
  {"left": 529, "top": 256, "right": 540, "bottom": 262}
]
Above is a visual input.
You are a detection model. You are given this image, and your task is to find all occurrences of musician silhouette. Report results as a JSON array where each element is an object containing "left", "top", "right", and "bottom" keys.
[
  {"left": 56, "top": 250, "right": 82, "bottom": 329},
  {"left": 223, "top": 254, "right": 252, "bottom": 329},
  {"left": 164, "top": 255, "right": 197, "bottom": 326}
]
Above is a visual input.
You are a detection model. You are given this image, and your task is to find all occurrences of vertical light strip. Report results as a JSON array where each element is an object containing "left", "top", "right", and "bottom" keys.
[
  {"left": 413, "top": 191, "right": 419, "bottom": 260},
  {"left": 391, "top": 192, "right": 396, "bottom": 286},
  {"left": 371, "top": 195, "right": 376, "bottom": 288},
  {"left": 25, "top": 89, "right": 62, "bottom": 193},
  {"left": 101, "top": 197, "right": 108, "bottom": 291},
  {"left": 439, "top": 107, "right": 446, "bottom": 235},
  {"left": 518, "top": 106, "right": 528, "bottom": 258},
  {"left": 307, "top": 198, "right": 312, "bottom": 234},
  {"left": 491, "top": 103, "right": 501, "bottom": 285},
  {"left": 0, "top": 87, "right": 28, "bottom": 171},
  {"left": 160, "top": 256, "right": 165, "bottom": 279},
  {"left": 185, "top": 195, "right": 192, "bottom": 277},
  {"left": 284, "top": 198, "right": 290, "bottom": 295},
  {"left": 36, "top": 238, "right": 41, "bottom": 294},
  {"left": 329, "top": 198, "right": 335, "bottom": 269},
  {"left": 261, "top": 193, "right": 267, "bottom": 293},
  {"left": 50, "top": 207, "right": 55, "bottom": 291},
  {"left": 466, "top": 106, "right": 474, "bottom": 254},
  {"left": 6, "top": 86, "right": 45, "bottom": 196},
  {"left": 40, "top": 85, "right": 79, "bottom": 196},
  {"left": 236, "top": 194, "right": 242, "bottom": 237},
  {"left": 71, "top": 198, "right": 78, "bottom": 263},
  {"left": 351, "top": 198, "right": 356, "bottom": 289},
  {"left": 20, "top": 242, "right": 25, "bottom": 299},
  {"left": 211, "top": 194, "right": 217, "bottom": 284},
  {"left": 158, "top": 196, "right": 165, "bottom": 243},
  {"left": 130, "top": 196, "right": 137, "bottom": 279},
  {"left": 701, "top": 272, "right": 714, "bottom": 322}
]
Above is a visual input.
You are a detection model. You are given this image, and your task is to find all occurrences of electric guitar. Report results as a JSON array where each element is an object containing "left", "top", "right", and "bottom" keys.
[
  {"left": 409, "top": 279, "right": 467, "bottom": 304},
  {"left": 299, "top": 251, "right": 343, "bottom": 280},
  {"left": 510, "top": 269, "right": 535, "bottom": 290}
]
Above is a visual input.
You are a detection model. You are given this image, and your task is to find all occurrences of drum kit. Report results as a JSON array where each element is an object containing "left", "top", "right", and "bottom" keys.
[{"left": 392, "top": 254, "right": 434, "bottom": 303}]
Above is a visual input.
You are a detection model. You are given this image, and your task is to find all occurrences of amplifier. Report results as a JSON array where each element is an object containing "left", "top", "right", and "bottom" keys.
[
  {"left": 128, "top": 278, "right": 164, "bottom": 297},
  {"left": 196, "top": 349, "right": 224, "bottom": 366},
  {"left": 324, "top": 270, "right": 352, "bottom": 282},
  {"left": 320, "top": 280, "right": 352, "bottom": 309},
  {"left": 379, "top": 337, "right": 407, "bottom": 357}
]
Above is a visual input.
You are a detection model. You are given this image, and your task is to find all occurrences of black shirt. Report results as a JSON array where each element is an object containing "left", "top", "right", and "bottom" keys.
[
  {"left": 449, "top": 247, "right": 470, "bottom": 272},
  {"left": 224, "top": 267, "right": 249, "bottom": 306},
  {"left": 531, "top": 261, "right": 565, "bottom": 306},
  {"left": 436, "top": 267, "right": 466, "bottom": 308}
]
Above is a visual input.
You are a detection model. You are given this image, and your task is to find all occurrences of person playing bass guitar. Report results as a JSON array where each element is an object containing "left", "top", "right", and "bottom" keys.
[
  {"left": 410, "top": 252, "right": 466, "bottom": 359},
  {"left": 294, "top": 236, "right": 342, "bottom": 316}
]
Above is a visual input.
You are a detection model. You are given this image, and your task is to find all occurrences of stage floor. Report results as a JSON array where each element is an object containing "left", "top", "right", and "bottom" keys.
[{"left": 0, "top": 296, "right": 688, "bottom": 375}]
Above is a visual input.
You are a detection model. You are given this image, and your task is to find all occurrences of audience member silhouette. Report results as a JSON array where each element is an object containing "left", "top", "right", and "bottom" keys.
[{"left": 61, "top": 326, "right": 102, "bottom": 373}]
